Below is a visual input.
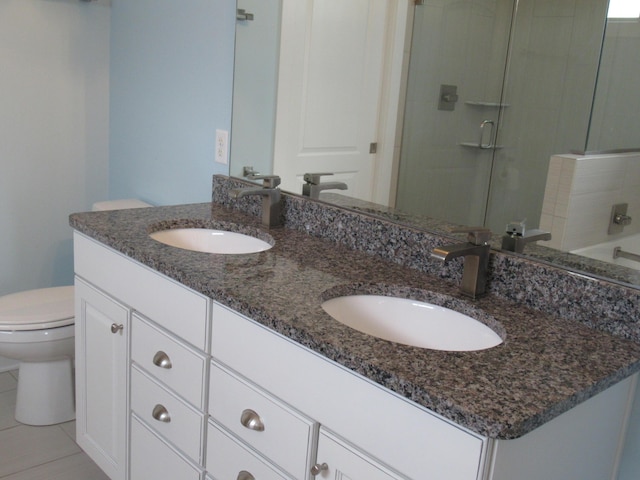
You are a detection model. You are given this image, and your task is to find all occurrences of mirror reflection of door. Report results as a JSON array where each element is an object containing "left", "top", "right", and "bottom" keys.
[
  {"left": 397, "top": 0, "right": 604, "bottom": 232},
  {"left": 273, "top": 0, "right": 404, "bottom": 201}
]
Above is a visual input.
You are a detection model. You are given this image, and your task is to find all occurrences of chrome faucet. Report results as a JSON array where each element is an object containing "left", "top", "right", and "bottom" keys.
[
  {"left": 302, "top": 173, "right": 348, "bottom": 199},
  {"left": 431, "top": 227, "right": 492, "bottom": 298},
  {"left": 229, "top": 174, "right": 282, "bottom": 227},
  {"left": 501, "top": 220, "right": 551, "bottom": 253}
]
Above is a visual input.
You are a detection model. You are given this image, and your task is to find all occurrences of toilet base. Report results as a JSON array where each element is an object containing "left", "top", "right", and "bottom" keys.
[{"left": 15, "top": 358, "right": 75, "bottom": 425}]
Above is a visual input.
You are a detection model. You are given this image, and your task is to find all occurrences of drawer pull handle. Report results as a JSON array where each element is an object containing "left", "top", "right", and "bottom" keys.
[
  {"left": 240, "top": 409, "right": 264, "bottom": 431},
  {"left": 152, "top": 351, "right": 172, "bottom": 369},
  {"left": 152, "top": 404, "right": 171, "bottom": 423},
  {"left": 311, "top": 462, "right": 329, "bottom": 476},
  {"left": 110, "top": 323, "right": 124, "bottom": 334},
  {"left": 237, "top": 471, "right": 255, "bottom": 480}
]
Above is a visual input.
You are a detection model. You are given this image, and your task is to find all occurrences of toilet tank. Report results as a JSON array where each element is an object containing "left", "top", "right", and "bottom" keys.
[{"left": 92, "top": 199, "right": 152, "bottom": 211}]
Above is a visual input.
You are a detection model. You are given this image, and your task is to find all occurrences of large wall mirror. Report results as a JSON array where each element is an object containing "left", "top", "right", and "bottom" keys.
[{"left": 230, "top": 0, "right": 640, "bottom": 289}]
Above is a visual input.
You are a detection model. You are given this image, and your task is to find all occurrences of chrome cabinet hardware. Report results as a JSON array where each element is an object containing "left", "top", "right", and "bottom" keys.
[
  {"left": 151, "top": 404, "right": 171, "bottom": 423},
  {"left": 236, "top": 471, "right": 255, "bottom": 480},
  {"left": 152, "top": 351, "right": 172, "bottom": 370},
  {"left": 240, "top": 408, "right": 265, "bottom": 431},
  {"left": 310, "top": 462, "right": 329, "bottom": 476},
  {"left": 110, "top": 323, "right": 124, "bottom": 334}
]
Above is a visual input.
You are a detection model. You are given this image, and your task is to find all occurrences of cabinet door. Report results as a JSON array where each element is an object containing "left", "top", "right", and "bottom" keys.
[
  {"left": 75, "top": 278, "right": 129, "bottom": 480},
  {"left": 314, "top": 429, "right": 406, "bottom": 480}
]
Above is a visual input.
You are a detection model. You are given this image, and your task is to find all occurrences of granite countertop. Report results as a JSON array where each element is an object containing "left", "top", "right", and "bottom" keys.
[{"left": 69, "top": 202, "right": 640, "bottom": 440}]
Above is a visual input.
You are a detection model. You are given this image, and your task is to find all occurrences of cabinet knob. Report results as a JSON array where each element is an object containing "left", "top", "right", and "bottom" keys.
[
  {"left": 151, "top": 404, "right": 171, "bottom": 423},
  {"left": 110, "top": 323, "right": 124, "bottom": 334},
  {"left": 152, "top": 351, "right": 172, "bottom": 369},
  {"left": 236, "top": 471, "right": 255, "bottom": 480},
  {"left": 310, "top": 462, "right": 329, "bottom": 476},
  {"left": 240, "top": 409, "right": 265, "bottom": 431}
]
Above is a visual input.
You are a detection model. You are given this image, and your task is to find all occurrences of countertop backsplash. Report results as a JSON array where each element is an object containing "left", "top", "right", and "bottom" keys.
[{"left": 212, "top": 175, "right": 640, "bottom": 344}]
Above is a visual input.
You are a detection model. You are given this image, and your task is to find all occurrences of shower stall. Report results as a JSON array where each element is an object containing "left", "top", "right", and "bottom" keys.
[{"left": 395, "top": 0, "right": 608, "bottom": 233}]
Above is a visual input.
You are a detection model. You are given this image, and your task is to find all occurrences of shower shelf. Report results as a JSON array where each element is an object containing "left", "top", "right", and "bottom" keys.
[{"left": 465, "top": 101, "right": 510, "bottom": 108}]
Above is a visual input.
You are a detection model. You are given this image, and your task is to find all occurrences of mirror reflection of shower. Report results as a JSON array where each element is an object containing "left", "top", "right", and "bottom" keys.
[{"left": 395, "top": 0, "right": 606, "bottom": 233}]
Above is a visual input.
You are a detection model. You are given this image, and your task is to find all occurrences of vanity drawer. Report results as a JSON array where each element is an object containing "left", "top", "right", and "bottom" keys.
[
  {"left": 130, "top": 415, "right": 202, "bottom": 480},
  {"left": 131, "top": 366, "right": 205, "bottom": 463},
  {"left": 206, "top": 421, "right": 291, "bottom": 480},
  {"left": 209, "top": 362, "right": 316, "bottom": 479},
  {"left": 131, "top": 314, "right": 207, "bottom": 408}
]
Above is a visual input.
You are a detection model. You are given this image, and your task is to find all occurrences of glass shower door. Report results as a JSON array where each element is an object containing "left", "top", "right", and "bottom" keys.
[
  {"left": 396, "top": 0, "right": 606, "bottom": 234},
  {"left": 396, "top": 0, "right": 515, "bottom": 227}
]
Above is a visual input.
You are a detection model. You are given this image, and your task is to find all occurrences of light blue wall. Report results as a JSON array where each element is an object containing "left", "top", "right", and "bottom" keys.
[
  {"left": 0, "top": 0, "right": 110, "bottom": 295},
  {"left": 109, "top": 0, "right": 236, "bottom": 205}
]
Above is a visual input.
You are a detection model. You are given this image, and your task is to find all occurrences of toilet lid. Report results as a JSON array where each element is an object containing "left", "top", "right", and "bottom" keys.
[{"left": 0, "top": 286, "right": 74, "bottom": 331}]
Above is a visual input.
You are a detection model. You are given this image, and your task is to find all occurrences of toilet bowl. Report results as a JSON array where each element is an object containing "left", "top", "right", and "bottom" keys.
[
  {"left": 0, "top": 286, "right": 76, "bottom": 425},
  {"left": 0, "top": 199, "right": 151, "bottom": 425}
]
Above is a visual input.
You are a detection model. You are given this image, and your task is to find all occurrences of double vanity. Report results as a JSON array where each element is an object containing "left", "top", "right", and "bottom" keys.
[{"left": 69, "top": 177, "right": 640, "bottom": 480}]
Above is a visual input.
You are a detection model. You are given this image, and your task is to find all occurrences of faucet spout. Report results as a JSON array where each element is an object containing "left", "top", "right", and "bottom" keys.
[
  {"left": 431, "top": 243, "right": 488, "bottom": 263},
  {"left": 302, "top": 172, "right": 348, "bottom": 199},
  {"left": 228, "top": 175, "right": 282, "bottom": 227},
  {"left": 501, "top": 227, "right": 551, "bottom": 253},
  {"left": 431, "top": 227, "right": 491, "bottom": 298}
]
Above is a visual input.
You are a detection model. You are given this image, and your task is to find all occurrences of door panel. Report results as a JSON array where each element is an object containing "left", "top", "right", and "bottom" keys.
[{"left": 274, "top": 0, "right": 395, "bottom": 200}]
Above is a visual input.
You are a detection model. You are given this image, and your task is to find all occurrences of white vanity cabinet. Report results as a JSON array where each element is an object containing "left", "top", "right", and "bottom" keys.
[
  {"left": 74, "top": 233, "right": 211, "bottom": 480},
  {"left": 74, "top": 232, "right": 637, "bottom": 480},
  {"left": 315, "top": 428, "right": 407, "bottom": 480},
  {"left": 129, "top": 415, "right": 202, "bottom": 480},
  {"left": 207, "top": 361, "right": 317, "bottom": 479},
  {"left": 75, "top": 278, "right": 130, "bottom": 480},
  {"left": 210, "top": 302, "right": 487, "bottom": 480}
]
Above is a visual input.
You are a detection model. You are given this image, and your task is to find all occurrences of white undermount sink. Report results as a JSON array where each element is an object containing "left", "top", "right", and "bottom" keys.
[
  {"left": 321, "top": 295, "right": 502, "bottom": 351},
  {"left": 150, "top": 228, "right": 273, "bottom": 254}
]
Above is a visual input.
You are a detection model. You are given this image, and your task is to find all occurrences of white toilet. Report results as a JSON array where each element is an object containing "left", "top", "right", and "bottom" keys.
[{"left": 0, "top": 199, "right": 151, "bottom": 425}]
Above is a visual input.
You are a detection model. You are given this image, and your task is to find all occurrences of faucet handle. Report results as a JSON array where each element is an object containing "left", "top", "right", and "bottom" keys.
[
  {"left": 303, "top": 172, "right": 334, "bottom": 185},
  {"left": 451, "top": 227, "right": 492, "bottom": 245},
  {"left": 246, "top": 174, "right": 281, "bottom": 189}
]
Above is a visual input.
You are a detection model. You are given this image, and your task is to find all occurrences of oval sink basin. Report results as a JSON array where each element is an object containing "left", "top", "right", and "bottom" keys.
[
  {"left": 321, "top": 295, "right": 502, "bottom": 351},
  {"left": 150, "top": 228, "right": 272, "bottom": 254}
]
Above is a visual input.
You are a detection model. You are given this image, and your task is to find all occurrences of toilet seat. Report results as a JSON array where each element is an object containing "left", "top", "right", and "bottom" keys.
[{"left": 0, "top": 286, "right": 74, "bottom": 331}]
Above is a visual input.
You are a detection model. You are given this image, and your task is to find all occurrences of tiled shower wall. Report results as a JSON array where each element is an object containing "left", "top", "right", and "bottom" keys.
[{"left": 540, "top": 152, "right": 640, "bottom": 251}]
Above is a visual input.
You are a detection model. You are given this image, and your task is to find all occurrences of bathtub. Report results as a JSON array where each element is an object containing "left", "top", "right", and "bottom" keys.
[{"left": 572, "top": 233, "right": 640, "bottom": 270}]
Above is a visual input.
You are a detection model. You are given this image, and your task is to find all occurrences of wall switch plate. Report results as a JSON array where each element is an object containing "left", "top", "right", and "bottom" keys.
[{"left": 215, "top": 129, "right": 229, "bottom": 165}]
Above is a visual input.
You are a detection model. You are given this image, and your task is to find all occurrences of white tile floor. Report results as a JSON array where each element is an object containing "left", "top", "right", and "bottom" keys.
[{"left": 0, "top": 370, "right": 110, "bottom": 480}]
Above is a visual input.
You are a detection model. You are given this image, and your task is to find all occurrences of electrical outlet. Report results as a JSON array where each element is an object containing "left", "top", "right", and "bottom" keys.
[{"left": 215, "top": 129, "right": 229, "bottom": 165}]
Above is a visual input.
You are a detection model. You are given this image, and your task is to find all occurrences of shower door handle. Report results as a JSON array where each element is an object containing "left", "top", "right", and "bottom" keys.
[{"left": 479, "top": 120, "right": 495, "bottom": 149}]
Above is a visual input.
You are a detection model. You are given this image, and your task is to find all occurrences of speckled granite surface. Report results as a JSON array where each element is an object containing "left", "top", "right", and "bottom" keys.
[
  {"left": 319, "top": 192, "right": 640, "bottom": 288},
  {"left": 68, "top": 178, "right": 640, "bottom": 440},
  {"left": 213, "top": 176, "right": 640, "bottom": 344}
]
